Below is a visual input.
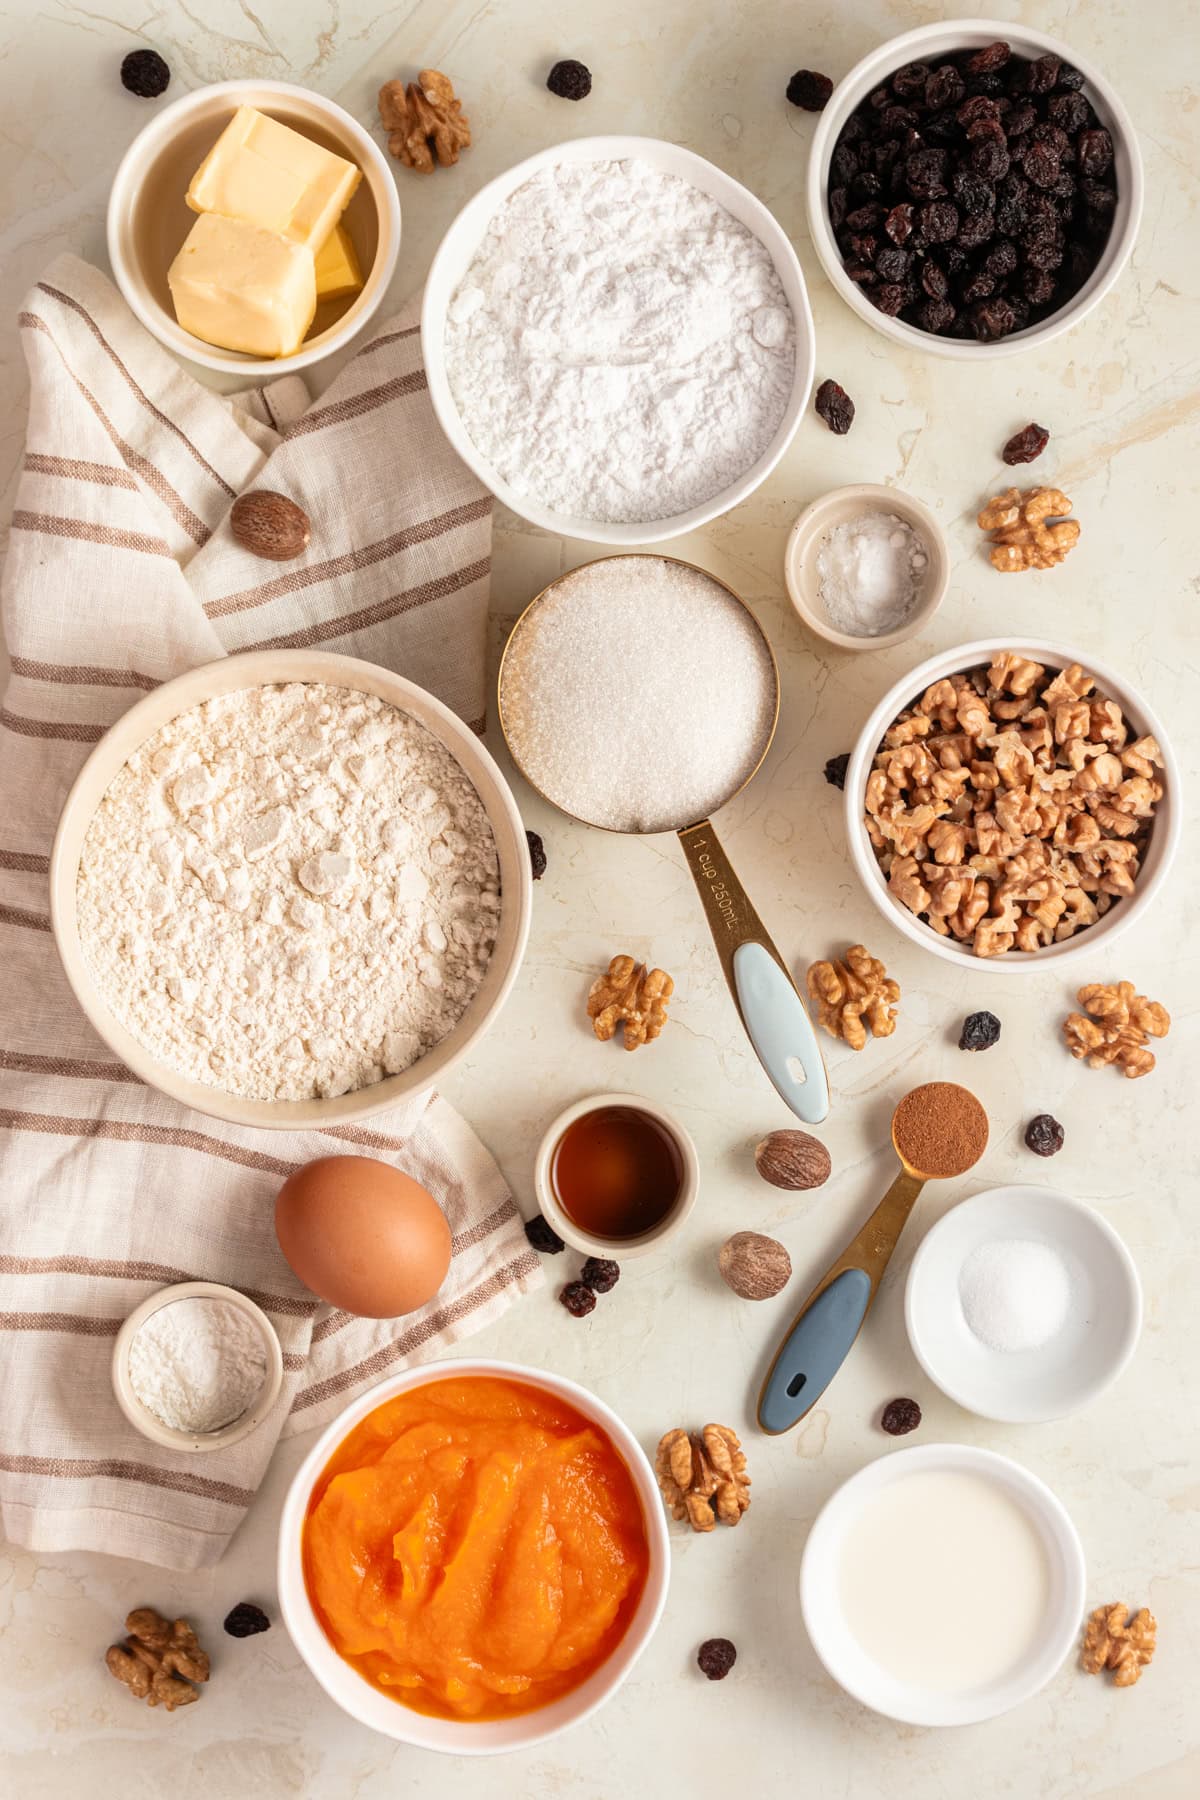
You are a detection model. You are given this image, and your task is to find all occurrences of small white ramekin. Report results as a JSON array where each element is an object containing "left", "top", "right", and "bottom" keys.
[
  {"left": 533, "top": 1093, "right": 700, "bottom": 1258},
  {"left": 807, "top": 20, "right": 1143, "bottom": 359},
  {"left": 800, "top": 1443, "right": 1086, "bottom": 1726},
  {"left": 784, "top": 483, "right": 950, "bottom": 652},
  {"left": 277, "top": 1359, "right": 670, "bottom": 1754},
  {"left": 112, "top": 1280, "right": 284, "bottom": 1453},
  {"left": 844, "top": 637, "right": 1181, "bottom": 972},
  {"left": 421, "top": 135, "right": 815, "bottom": 545},
  {"left": 107, "top": 79, "right": 401, "bottom": 377}
]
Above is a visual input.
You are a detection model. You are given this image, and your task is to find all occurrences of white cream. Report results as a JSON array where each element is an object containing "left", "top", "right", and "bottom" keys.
[{"left": 838, "top": 1470, "right": 1050, "bottom": 1692}]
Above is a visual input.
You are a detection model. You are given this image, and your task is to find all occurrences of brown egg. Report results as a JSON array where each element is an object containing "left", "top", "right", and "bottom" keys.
[{"left": 274, "top": 1155, "right": 451, "bottom": 1318}]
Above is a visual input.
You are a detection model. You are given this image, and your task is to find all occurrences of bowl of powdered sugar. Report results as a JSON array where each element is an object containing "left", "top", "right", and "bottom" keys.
[
  {"left": 424, "top": 137, "right": 815, "bottom": 543},
  {"left": 112, "top": 1281, "right": 284, "bottom": 1453},
  {"left": 50, "top": 650, "right": 532, "bottom": 1129}
]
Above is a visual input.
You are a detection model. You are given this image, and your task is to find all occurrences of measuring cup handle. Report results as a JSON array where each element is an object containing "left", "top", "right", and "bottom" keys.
[{"left": 678, "top": 822, "right": 828, "bottom": 1124}]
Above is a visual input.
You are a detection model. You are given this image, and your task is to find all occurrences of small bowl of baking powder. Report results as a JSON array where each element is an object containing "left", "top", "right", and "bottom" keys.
[
  {"left": 112, "top": 1280, "right": 284, "bottom": 1453},
  {"left": 785, "top": 484, "right": 949, "bottom": 651}
]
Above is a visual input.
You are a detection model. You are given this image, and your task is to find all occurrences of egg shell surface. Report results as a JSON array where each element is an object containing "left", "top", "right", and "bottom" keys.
[{"left": 274, "top": 1154, "right": 451, "bottom": 1318}]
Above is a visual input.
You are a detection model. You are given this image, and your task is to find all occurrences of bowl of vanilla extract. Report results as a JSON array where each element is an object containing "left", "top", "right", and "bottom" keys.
[{"left": 534, "top": 1093, "right": 699, "bottom": 1257}]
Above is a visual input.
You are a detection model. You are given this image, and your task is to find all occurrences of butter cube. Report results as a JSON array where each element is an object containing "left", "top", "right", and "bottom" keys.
[
  {"left": 187, "top": 106, "right": 361, "bottom": 251},
  {"left": 168, "top": 215, "right": 317, "bottom": 359},
  {"left": 314, "top": 223, "right": 363, "bottom": 302}
]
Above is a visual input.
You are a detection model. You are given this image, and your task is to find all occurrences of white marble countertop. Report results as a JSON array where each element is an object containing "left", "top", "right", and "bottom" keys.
[{"left": 1, "top": 2, "right": 1197, "bottom": 1796}]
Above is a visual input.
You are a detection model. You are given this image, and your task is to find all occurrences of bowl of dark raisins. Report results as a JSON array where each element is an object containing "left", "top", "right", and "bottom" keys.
[{"left": 807, "top": 21, "right": 1143, "bottom": 356}]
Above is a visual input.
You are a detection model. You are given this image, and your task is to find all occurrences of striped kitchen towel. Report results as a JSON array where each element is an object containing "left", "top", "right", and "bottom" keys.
[{"left": 0, "top": 254, "right": 540, "bottom": 1571}]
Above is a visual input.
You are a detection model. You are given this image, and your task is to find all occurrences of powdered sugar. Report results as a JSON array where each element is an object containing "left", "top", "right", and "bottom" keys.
[
  {"left": 816, "top": 511, "right": 929, "bottom": 637},
  {"left": 77, "top": 683, "right": 499, "bottom": 1102},
  {"left": 127, "top": 1297, "right": 267, "bottom": 1434},
  {"left": 444, "top": 158, "right": 796, "bottom": 524}
]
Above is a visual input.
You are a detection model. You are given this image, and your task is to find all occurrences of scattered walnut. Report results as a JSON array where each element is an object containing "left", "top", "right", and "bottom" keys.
[
  {"left": 1063, "top": 980, "right": 1170, "bottom": 1079},
  {"left": 978, "top": 486, "right": 1080, "bottom": 572},
  {"left": 378, "top": 70, "right": 470, "bottom": 171},
  {"left": 1081, "top": 1603, "right": 1157, "bottom": 1687},
  {"left": 105, "top": 1608, "right": 210, "bottom": 1711},
  {"left": 587, "top": 953, "right": 673, "bottom": 1050},
  {"left": 806, "top": 945, "right": 899, "bottom": 1049},
  {"left": 655, "top": 1424, "right": 750, "bottom": 1532}
]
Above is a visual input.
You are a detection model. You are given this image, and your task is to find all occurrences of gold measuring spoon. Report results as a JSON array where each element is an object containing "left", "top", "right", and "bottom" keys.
[{"left": 758, "top": 1082, "right": 988, "bottom": 1434}]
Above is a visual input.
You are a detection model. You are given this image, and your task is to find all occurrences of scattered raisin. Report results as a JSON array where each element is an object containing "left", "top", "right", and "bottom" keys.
[
  {"left": 525, "top": 828, "right": 547, "bottom": 880},
  {"left": 880, "top": 1397, "right": 922, "bottom": 1436},
  {"left": 965, "top": 41, "right": 1011, "bottom": 75},
  {"left": 787, "top": 69, "right": 834, "bottom": 112},
  {"left": 823, "top": 752, "right": 850, "bottom": 790},
  {"left": 559, "top": 1280, "right": 597, "bottom": 1317},
  {"left": 1025, "top": 1114, "right": 1065, "bottom": 1157},
  {"left": 815, "top": 378, "right": 854, "bottom": 435},
  {"left": 1002, "top": 421, "right": 1050, "bottom": 464},
  {"left": 223, "top": 1602, "right": 270, "bottom": 1638},
  {"left": 959, "top": 1010, "right": 1001, "bottom": 1051},
  {"left": 120, "top": 48, "right": 170, "bottom": 97},
  {"left": 580, "top": 1256, "right": 620, "bottom": 1294},
  {"left": 697, "top": 1638, "right": 737, "bottom": 1681},
  {"left": 525, "top": 1214, "right": 565, "bottom": 1255},
  {"left": 546, "top": 59, "right": 592, "bottom": 101}
]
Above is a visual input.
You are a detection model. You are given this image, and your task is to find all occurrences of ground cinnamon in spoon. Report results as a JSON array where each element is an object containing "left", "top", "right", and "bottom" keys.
[{"left": 892, "top": 1082, "right": 988, "bottom": 1178}]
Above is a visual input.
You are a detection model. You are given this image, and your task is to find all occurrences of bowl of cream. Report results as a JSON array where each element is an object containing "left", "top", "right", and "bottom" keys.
[{"left": 800, "top": 1444, "right": 1086, "bottom": 1726}]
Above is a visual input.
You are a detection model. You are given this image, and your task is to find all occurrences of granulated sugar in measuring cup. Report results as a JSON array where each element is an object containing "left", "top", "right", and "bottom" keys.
[{"left": 498, "top": 554, "right": 828, "bottom": 1122}]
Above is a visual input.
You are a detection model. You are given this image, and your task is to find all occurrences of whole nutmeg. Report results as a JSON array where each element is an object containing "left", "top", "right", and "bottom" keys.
[
  {"left": 754, "top": 1129, "right": 831, "bottom": 1191},
  {"left": 718, "top": 1231, "right": 791, "bottom": 1300},
  {"left": 230, "top": 491, "right": 311, "bottom": 561}
]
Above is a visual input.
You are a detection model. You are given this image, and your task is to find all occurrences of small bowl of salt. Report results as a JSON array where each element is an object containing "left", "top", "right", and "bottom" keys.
[
  {"left": 112, "top": 1281, "right": 284, "bottom": 1454},
  {"left": 784, "top": 483, "right": 948, "bottom": 651},
  {"left": 905, "top": 1186, "right": 1142, "bottom": 1425}
]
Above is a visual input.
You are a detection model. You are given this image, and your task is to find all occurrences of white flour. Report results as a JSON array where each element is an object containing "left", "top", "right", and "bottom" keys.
[
  {"left": 127, "top": 1297, "right": 267, "bottom": 1434},
  {"left": 78, "top": 683, "right": 499, "bottom": 1101},
  {"left": 444, "top": 158, "right": 796, "bottom": 523}
]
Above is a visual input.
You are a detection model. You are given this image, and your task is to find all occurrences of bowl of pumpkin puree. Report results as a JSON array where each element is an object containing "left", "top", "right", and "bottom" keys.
[{"left": 278, "top": 1360, "right": 670, "bottom": 1752}]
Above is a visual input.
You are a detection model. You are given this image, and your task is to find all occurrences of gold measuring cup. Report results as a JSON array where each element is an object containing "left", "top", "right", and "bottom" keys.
[
  {"left": 498, "top": 555, "right": 828, "bottom": 1124},
  {"left": 758, "top": 1082, "right": 988, "bottom": 1432}
]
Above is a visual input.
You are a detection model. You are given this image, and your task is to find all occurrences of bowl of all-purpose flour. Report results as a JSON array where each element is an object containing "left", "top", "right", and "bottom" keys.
[
  {"left": 423, "top": 137, "right": 815, "bottom": 543},
  {"left": 50, "top": 651, "right": 532, "bottom": 1130}
]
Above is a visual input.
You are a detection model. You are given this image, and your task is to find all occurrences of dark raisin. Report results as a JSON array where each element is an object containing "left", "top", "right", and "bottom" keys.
[
  {"left": 525, "top": 1214, "right": 565, "bottom": 1255},
  {"left": 941, "top": 242, "right": 968, "bottom": 275},
  {"left": 867, "top": 82, "right": 892, "bottom": 110},
  {"left": 871, "top": 282, "right": 906, "bottom": 316},
  {"left": 841, "top": 113, "right": 868, "bottom": 143},
  {"left": 925, "top": 65, "right": 965, "bottom": 110},
  {"left": 985, "top": 238, "right": 1019, "bottom": 278},
  {"left": 1033, "top": 121, "right": 1074, "bottom": 160},
  {"left": 1004, "top": 101, "right": 1038, "bottom": 139},
  {"left": 845, "top": 202, "right": 884, "bottom": 231},
  {"left": 957, "top": 209, "right": 996, "bottom": 250},
  {"left": 829, "top": 187, "right": 849, "bottom": 230},
  {"left": 579, "top": 1256, "right": 620, "bottom": 1293},
  {"left": 697, "top": 1638, "right": 737, "bottom": 1681},
  {"left": 788, "top": 68, "right": 834, "bottom": 111},
  {"left": 1077, "top": 127, "right": 1114, "bottom": 178},
  {"left": 850, "top": 170, "right": 883, "bottom": 202},
  {"left": 957, "top": 94, "right": 1001, "bottom": 130},
  {"left": 958, "top": 1010, "right": 1001, "bottom": 1051},
  {"left": 843, "top": 259, "right": 878, "bottom": 285},
  {"left": 880, "top": 1397, "right": 922, "bottom": 1436},
  {"left": 953, "top": 167, "right": 993, "bottom": 212},
  {"left": 879, "top": 104, "right": 918, "bottom": 135},
  {"left": 872, "top": 138, "right": 904, "bottom": 177},
  {"left": 546, "top": 59, "right": 592, "bottom": 100},
  {"left": 223, "top": 1602, "right": 270, "bottom": 1638},
  {"left": 965, "top": 41, "right": 1011, "bottom": 75},
  {"left": 120, "top": 47, "right": 171, "bottom": 97},
  {"left": 1002, "top": 422, "right": 1050, "bottom": 464},
  {"left": 847, "top": 233, "right": 879, "bottom": 264},
  {"left": 966, "top": 70, "right": 1005, "bottom": 98},
  {"left": 823, "top": 752, "right": 850, "bottom": 789},
  {"left": 885, "top": 201, "right": 915, "bottom": 242},
  {"left": 924, "top": 109, "right": 962, "bottom": 145},
  {"left": 831, "top": 142, "right": 859, "bottom": 185},
  {"left": 1025, "top": 1114, "right": 1065, "bottom": 1157},
  {"left": 525, "top": 828, "right": 547, "bottom": 880},
  {"left": 875, "top": 246, "right": 911, "bottom": 281},
  {"left": 962, "top": 269, "right": 996, "bottom": 304},
  {"left": 1024, "top": 228, "right": 1065, "bottom": 270},
  {"left": 1023, "top": 143, "right": 1063, "bottom": 189},
  {"left": 905, "top": 147, "right": 948, "bottom": 197},
  {"left": 892, "top": 62, "right": 931, "bottom": 101},
  {"left": 996, "top": 176, "right": 1029, "bottom": 236},
  {"left": 559, "top": 1280, "right": 597, "bottom": 1317},
  {"left": 966, "top": 115, "right": 1006, "bottom": 148},
  {"left": 1048, "top": 92, "right": 1090, "bottom": 135},
  {"left": 1026, "top": 53, "right": 1062, "bottom": 94},
  {"left": 1081, "top": 178, "right": 1117, "bottom": 220},
  {"left": 971, "top": 296, "right": 1017, "bottom": 340},
  {"left": 971, "top": 136, "right": 1010, "bottom": 181},
  {"left": 918, "top": 200, "right": 959, "bottom": 242},
  {"left": 815, "top": 378, "right": 855, "bottom": 434},
  {"left": 1023, "top": 265, "right": 1058, "bottom": 307},
  {"left": 921, "top": 260, "right": 950, "bottom": 301},
  {"left": 917, "top": 296, "right": 957, "bottom": 333}
]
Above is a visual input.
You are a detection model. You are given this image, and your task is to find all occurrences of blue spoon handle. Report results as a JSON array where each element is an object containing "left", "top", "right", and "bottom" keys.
[{"left": 758, "top": 1268, "right": 873, "bottom": 1434}]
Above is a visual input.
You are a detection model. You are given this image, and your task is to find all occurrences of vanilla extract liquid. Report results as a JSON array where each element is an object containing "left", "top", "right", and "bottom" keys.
[{"left": 550, "top": 1106, "right": 683, "bottom": 1241}]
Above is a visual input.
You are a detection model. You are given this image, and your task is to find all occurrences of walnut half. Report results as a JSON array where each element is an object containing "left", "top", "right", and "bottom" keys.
[
  {"left": 1081, "top": 1603, "right": 1157, "bottom": 1687},
  {"left": 1063, "top": 979, "right": 1170, "bottom": 1079},
  {"left": 105, "top": 1608, "right": 210, "bottom": 1711},
  {"left": 587, "top": 953, "right": 673, "bottom": 1050},
  {"left": 378, "top": 70, "right": 471, "bottom": 171},
  {"left": 655, "top": 1425, "right": 751, "bottom": 1532},
  {"left": 806, "top": 944, "right": 899, "bottom": 1050}
]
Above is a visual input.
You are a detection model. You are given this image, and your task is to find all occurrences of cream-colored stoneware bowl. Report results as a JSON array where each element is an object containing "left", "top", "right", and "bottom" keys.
[
  {"left": 107, "top": 79, "right": 401, "bottom": 378},
  {"left": 784, "top": 483, "right": 949, "bottom": 651},
  {"left": 277, "top": 1358, "right": 670, "bottom": 1754},
  {"left": 50, "top": 650, "right": 532, "bottom": 1128},
  {"left": 533, "top": 1092, "right": 700, "bottom": 1259},
  {"left": 844, "top": 638, "right": 1180, "bottom": 971}
]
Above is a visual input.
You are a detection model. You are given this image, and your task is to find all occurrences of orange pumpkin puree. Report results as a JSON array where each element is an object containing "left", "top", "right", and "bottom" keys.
[{"left": 302, "top": 1375, "right": 651, "bottom": 1721}]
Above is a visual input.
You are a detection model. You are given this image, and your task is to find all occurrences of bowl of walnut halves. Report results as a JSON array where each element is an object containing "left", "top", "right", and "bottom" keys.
[{"left": 844, "top": 639, "right": 1180, "bottom": 967}]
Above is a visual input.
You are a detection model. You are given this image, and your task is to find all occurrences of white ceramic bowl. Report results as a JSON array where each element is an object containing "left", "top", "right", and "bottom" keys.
[
  {"left": 807, "top": 20, "right": 1143, "bottom": 359},
  {"left": 905, "top": 1185, "right": 1142, "bottom": 1423},
  {"left": 421, "top": 136, "right": 815, "bottom": 544},
  {"left": 277, "top": 1358, "right": 670, "bottom": 1753},
  {"left": 800, "top": 1443, "right": 1086, "bottom": 1725},
  {"left": 844, "top": 637, "right": 1181, "bottom": 971},
  {"left": 784, "top": 483, "right": 949, "bottom": 651},
  {"left": 533, "top": 1092, "right": 700, "bottom": 1258},
  {"left": 108, "top": 80, "right": 401, "bottom": 378},
  {"left": 49, "top": 649, "right": 532, "bottom": 1129},
  {"left": 112, "top": 1280, "right": 284, "bottom": 1452}
]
